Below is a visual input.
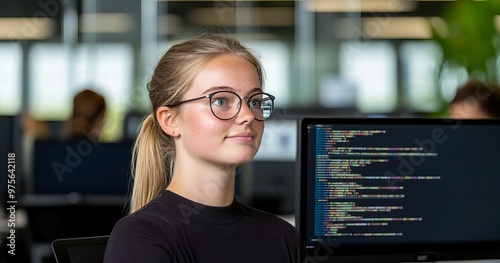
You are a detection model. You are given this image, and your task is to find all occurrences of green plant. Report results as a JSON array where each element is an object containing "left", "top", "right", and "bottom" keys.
[
  {"left": 434, "top": 1, "right": 500, "bottom": 80},
  {"left": 431, "top": 0, "right": 500, "bottom": 116}
]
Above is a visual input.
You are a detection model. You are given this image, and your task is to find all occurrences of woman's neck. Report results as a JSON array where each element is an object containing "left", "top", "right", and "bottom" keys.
[{"left": 167, "top": 163, "right": 236, "bottom": 207}]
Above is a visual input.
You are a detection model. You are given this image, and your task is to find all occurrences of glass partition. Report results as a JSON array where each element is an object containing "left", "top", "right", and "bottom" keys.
[{"left": 0, "top": 43, "right": 23, "bottom": 114}]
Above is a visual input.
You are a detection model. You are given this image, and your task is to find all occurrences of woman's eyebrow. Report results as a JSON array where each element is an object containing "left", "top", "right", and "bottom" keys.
[
  {"left": 201, "top": 86, "right": 262, "bottom": 95},
  {"left": 247, "top": 87, "right": 263, "bottom": 94},
  {"left": 202, "top": 86, "right": 233, "bottom": 94}
]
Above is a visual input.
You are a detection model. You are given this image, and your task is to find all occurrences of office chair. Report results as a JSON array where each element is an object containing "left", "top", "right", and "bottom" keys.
[{"left": 51, "top": 235, "right": 109, "bottom": 263}]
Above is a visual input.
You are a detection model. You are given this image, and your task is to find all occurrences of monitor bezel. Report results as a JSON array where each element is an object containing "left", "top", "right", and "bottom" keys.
[{"left": 297, "top": 117, "right": 500, "bottom": 262}]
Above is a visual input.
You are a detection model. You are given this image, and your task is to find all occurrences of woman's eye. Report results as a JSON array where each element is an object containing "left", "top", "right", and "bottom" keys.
[
  {"left": 248, "top": 99, "right": 261, "bottom": 108},
  {"left": 212, "top": 97, "right": 229, "bottom": 106}
]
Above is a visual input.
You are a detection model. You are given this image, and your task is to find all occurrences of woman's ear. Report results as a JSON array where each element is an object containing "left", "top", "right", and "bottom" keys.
[{"left": 156, "top": 106, "right": 179, "bottom": 137}]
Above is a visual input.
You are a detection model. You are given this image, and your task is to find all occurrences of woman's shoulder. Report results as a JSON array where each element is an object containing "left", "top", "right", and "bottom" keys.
[
  {"left": 110, "top": 195, "right": 185, "bottom": 236},
  {"left": 110, "top": 204, "right": 167, "bottom": 237},
  {"left": 104, "top": 201, "right": 180, "bottom": 262},
  {"left": 238, "top": 202, "right": 297, "bottom": 232}
]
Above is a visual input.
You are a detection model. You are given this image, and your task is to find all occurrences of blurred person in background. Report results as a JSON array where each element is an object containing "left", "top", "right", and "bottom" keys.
[
  {"left": 448, "top": 80, "right": 500, "bottom": 119},
  {"left": 63, "top": 88, "right": 107, "bottom": 141}
]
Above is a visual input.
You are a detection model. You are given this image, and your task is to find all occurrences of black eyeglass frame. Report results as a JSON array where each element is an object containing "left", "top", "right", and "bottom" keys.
[{"left": 168, "top": 90, "right": 275, "bottom": 121}]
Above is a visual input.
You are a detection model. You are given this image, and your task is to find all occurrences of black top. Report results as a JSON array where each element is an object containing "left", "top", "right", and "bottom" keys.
[{"left": 104, "top": 190, "right": 306, "bottom": 263}]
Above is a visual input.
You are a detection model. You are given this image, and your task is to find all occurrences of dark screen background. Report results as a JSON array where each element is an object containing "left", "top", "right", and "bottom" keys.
[{"left": 302, "top": 120, "right": 500, "bottom": 246}]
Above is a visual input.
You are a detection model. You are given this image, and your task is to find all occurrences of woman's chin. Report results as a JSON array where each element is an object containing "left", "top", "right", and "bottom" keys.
[{"left": 232, "top": 154, "right": 257, "bottom": 166}]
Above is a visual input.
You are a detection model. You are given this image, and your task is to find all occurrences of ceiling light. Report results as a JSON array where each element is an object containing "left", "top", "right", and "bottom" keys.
[
  {"left": 157, "top": 14, "right": 182, "bottom": 35},
  {"left": 80, "top": 13, "right": 136, "bottom": 34},
  {"left": 336, "top": 17, "right": 444, "bottom": 39},
  {"left": 188, "top": 7, "right": 294, "bottom": 26},
  {"left": 0, "top": 18, "right": 56, "bottom": 40},
  {"left": 308, "top": 0, "right": 417, "bottom": 13}
]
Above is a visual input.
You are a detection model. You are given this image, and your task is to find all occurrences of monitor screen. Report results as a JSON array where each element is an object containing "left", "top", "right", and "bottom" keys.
[
  {"left": 297, "top": 118, "right": 500, "bottom": 262},
  {"left": 31, "top": 139, "right": 133, "bottom": 196},
  {"left": 123, "top": 111, "right": 147, "bottom": 140}
]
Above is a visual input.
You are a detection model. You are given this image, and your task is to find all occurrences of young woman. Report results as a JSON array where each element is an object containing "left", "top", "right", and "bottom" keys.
[{"left": 104, "top": 34, "right": 306, "bottom": 262}]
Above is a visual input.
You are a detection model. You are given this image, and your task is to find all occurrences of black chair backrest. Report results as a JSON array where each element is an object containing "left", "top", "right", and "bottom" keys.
[{"left": 52, "top": 235, "right": 109, "bottom": 263}]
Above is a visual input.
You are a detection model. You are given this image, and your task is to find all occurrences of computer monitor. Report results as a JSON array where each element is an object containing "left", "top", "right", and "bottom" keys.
[
  {"left": 122, "top": 111, "right": 147, "bottom": 140},
  {"left": 297, "top": 117, "right": 500, "bottom": 262},
  {"left": 30, "top": 139, "right": 133, "bottom": 196},
  {"left": 21, "top": 139, "right": 132, "bottom": 247}
]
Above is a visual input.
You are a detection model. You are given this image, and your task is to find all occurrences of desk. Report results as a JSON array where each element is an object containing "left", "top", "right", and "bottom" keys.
[{"left": 20, "top": 194, "right": 127, "bottom": 263}]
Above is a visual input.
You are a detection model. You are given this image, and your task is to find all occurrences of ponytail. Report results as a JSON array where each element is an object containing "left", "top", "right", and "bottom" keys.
[{"left": 129, "top": 114, "right": 174, "bottom": 213}]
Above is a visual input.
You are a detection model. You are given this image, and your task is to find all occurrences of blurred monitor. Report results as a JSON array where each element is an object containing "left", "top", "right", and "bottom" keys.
[
  {"left": 30, "top": 139, "right": 133, "bottom": 196},
  {"left": 242, "top": 160, "right": 296, "bottom": 215},
  {"left": 254, "top": 118, "right": 297, "bottom": 161},
  {"left": 44, "top": 120, "right": 66, "bottom": 139},
  {"left": 123, "top": 111, "right": 147, "bottom": 140},
  {"left": 22, "top": 139, "right": 131, "bottom": 247}
]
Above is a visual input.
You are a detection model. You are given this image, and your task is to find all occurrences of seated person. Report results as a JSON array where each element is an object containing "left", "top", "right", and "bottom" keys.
[
  {"left": 63, "top": 89, "right": 107, "bottom": 141},
  {"left": 104, "top": 33, "right": 306, "bottom": 262},
  {"left": 448, "top": 80, "right": 500, "bottom": 118},
  {"left": 22, "top": 111, "right": 52, "bottom": 141}
]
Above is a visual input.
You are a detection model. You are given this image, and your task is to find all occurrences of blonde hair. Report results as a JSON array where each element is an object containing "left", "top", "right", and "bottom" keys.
[{"left": 130, "top": 33, "right": 264, "bottom": 213}]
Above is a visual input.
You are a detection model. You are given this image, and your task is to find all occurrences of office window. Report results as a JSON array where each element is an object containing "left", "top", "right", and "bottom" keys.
[
  {"left": 28, "top": 43, "right": 133, "bottom": 140},
  {"left": 74, "top": 43, "right": 133, "bottom": 109},
  {"left": 74, "top": 43, "right": 134, "bottom": 140},
  {"left": 246, "top": 41, "right": 290, "bottom": 107},
  {"left": 0, "top": 43, "right": 22, "bottom": 114},
  {"left": 28, "top": 44, "right": 72, "bottom": 119},
  {"left": 133, "top": 41, "right": 174, "bottom": 110},
  {"left": 439, "top": 61, "right": 469, "bottom": 103},
  {"left": 339, "top": 41, "right": 397, "bottom": 113},
  {"left": 144, "top": 40, "right": 290, "bottom": 108},
  {"left": 400, "top": 41, "right": 442, "bottom": 112}
]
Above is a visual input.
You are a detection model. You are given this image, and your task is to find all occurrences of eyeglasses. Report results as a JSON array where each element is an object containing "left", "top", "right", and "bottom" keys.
[{"left": 169, "top": 91, "right": 275, "bottom": 121}]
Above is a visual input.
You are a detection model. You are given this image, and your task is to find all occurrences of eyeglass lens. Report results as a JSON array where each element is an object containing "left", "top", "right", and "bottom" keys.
[{"left": 210, "top": 91, "right": 273, "bottom": 121}]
